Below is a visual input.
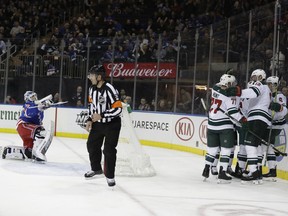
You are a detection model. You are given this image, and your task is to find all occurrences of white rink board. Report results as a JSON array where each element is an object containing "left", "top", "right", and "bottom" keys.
[{"left": 0, "top": 104, "right": 287, "bottom": 174}]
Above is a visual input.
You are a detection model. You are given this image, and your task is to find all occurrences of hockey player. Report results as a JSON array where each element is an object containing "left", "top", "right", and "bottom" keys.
[
  {"left": 84, "top": 64, "right": 122, "bottom": 187},
  {"left": 263, "top": 76, "right": 287, "bottom": 179},
  {"left": 202, "top": 74, "right": 245, "bottom": 183},
  {"left": 240, "top": 69, "right": 272, "bottom": 183},
  {"left": 2, "top": 91, "right": 53, "bottom": 162}
]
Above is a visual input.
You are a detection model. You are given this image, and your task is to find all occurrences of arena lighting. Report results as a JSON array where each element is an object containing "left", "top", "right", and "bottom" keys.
[{"left": 195, "top": 85, "right": 207, "bottom": 90}]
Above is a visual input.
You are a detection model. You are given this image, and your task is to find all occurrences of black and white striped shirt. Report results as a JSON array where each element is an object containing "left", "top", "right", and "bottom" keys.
[{"left": 88, "top": 82, "right": 122, "bottom": 123}]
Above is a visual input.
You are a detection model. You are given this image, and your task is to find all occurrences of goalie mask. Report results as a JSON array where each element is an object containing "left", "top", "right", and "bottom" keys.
[
  {"left": 24, "top": 91, "right": 38, "bottom": 102},
  {"left": 266, "top": 76, "right": 279, "bottom": 93},
  {"left": 250, "top": 69, "right": 266, "bottom": 82},
  {"left": 218, "top": 74, "right": 237, "bottom": 88}
]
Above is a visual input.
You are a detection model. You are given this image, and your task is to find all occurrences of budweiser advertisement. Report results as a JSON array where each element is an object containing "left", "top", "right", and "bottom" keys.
[{"left": 103, "top": 62, "right": 177, "bottom": 79}]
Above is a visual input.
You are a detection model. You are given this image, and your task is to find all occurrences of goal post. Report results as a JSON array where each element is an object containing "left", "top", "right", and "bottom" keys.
[{"left": 116, "top": 103, "right": 156, "bottom": 177}]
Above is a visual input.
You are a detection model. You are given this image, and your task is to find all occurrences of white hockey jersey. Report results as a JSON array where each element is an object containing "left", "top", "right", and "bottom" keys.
[
  {"left": 241, "top": 81, "right": 272, "bottom": 126},
  {"left": 208, "top": 85, "right": 243, "bottom": 131},
  {"left": 270, "top": 91, "right": 287, "bottom": 129}
]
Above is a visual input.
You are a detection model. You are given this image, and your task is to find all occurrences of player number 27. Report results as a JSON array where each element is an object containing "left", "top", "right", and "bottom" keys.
[{"left": 210, "top": 98, "right": 222, "bottom": 114}]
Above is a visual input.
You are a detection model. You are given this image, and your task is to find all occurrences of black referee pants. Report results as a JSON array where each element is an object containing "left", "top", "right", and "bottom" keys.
[{"left": 87, "top": 117, "right": 121, "bottom": 179}]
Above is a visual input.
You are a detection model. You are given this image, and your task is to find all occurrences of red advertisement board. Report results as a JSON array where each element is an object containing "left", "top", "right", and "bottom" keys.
[{"left": 103, "top": 62, "right": 177, "bottom": 79}]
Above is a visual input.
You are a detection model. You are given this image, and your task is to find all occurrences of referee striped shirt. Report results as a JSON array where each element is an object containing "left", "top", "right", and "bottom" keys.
[{"left": 88, "top": 82, "right": 122, "bottom": 123}]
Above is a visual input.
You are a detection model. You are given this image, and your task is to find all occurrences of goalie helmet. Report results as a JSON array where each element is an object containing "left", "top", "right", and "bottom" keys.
[
  {"left": 219, "top": 74, "right": 237, "bottom": 87},
  {"left": 250, "top": 69, "right": 266, "bottom": 81},
  {"left": 24, "top": 91, "right": 38, "bottom": 102}
]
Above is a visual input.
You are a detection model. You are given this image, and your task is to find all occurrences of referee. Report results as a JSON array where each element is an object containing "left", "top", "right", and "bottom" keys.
[{"left": 84, "top": 64, "right": 122, "bottom": 187}]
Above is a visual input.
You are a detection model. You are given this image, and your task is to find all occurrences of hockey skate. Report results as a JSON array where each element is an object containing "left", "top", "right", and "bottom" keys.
[
  {"left": 263, "top": 168, "right": 277, "bottom": 182},
  {"left": 202, "top": 164, "right": 210, "bottom": 181},
  {"left": 217, "top": 166, "right": 232, "bottom": 184},
  {"left": 241, "top": 170, "right": 260, "bottom": 184},
  {"left": 258, "top": 166, "right": 263, "bottom": 184},
  {"left": 226, "top": 166, "right": 235, "bottom": 177},
  {"left": 229, "top": 163, "right": 243, "bottom": 179},
  {"left": 106, "top": 178, "right": 116, "bottom": 187},
  {"left": 211, "top": 166, "right": 218, "bottom": 176},
  {"left": 84, "top": 170, "right": 104, "bottom": 179}
]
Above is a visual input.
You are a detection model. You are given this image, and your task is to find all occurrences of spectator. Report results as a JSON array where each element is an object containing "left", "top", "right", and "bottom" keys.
[
  {"left": 167, "top": 100, "right": 174, "bottom": 112},
  {"left": 138, "top": 98, "right": 151, "bottom": 111},
  {"left": 120, "top": 89, "right": 126, "bottom": 101},
  {"left": 123, "top": 95, "right": 132, "bottom": 107},
  {"left": 137, "top": 39, "right": 153, "bottom": 62},
  {"left": 71, "top": 86, "right": 84, "bottom": 106},
  {"left": 150, "top": 99, "right": 156, "bottom": 111},
  {"left": 0, "top": 33, "right": 6, "bottom": 55},
  {"left": 157, "top": 99, "right": 169, "bottom": 112},
  {"left": 53, "top": 92, "right": 62, "bottom": 103},
  {"left": 76, "top": 99, "right": 84, "bottom": 107},
  {"left": 5, "top": 95, "right": 16, "bottom": 104},
  {"left": 281, "top": 86, "right": 288, "bottom": 104},
  {"left": 10, "top": 21, "right": 24, "bottom": 37},
  {"left": 177, "top": 88, "right": 192, "bottom": 113}
]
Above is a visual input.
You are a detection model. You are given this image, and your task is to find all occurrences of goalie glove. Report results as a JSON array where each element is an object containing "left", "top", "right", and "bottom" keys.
[
  {"left": 38, "top": 100, "right": 53, "bottom": 111},
  {"left": 269, "top": 102, "right": 283, "bottom": 112}
]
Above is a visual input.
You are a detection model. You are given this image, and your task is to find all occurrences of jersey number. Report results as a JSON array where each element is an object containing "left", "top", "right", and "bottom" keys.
[{"left": 210, "top": 98, "right": 222, "bottom": 113}]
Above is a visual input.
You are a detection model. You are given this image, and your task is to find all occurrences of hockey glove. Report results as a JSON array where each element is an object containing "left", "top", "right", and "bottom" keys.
[
  {"left": 226, "top": 86, "right": 242, "bottom": 97},
  {"left": 269, "top": 102, "right": 283, "bottom": 112},
  {"left": 274, "top": 150, "right": 280, "bottom": 157},
  {"left": 240, "top": 117, "right": 249, "bottom": 131}
]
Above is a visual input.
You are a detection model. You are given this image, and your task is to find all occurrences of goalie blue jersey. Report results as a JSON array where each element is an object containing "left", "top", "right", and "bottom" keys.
[{"left": 18, "top": 101, "right": 44, "bottom": 125}]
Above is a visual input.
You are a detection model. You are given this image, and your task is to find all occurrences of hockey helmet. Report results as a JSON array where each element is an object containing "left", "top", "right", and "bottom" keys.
[
  {"left": 88, "top": 64, "right": 106, "bottom": 78},
  {"left": 266, "top": 76, "right": 279, "bottom": 92},
  {"left": 250, "top": 69, "right": 266, "bottom": 81},
  {"left": 219, "top": 74, "right": 237, "bottom": 87},
  {"left": 266, "top": 76, "right": 279, "bottom": 86},
  {"left": 24, "top": 91, "right": 38, "bottom": 102}
]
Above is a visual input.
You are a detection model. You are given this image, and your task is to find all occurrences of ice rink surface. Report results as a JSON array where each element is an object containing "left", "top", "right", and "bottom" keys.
[{"left": 0, "top": 133, "right": 288, "bottom": 216}]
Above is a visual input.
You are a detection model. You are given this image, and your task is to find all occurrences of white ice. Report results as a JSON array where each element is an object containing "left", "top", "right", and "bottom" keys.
[{"left": 0, "top": 133, "right": 288, "bottom": 216}]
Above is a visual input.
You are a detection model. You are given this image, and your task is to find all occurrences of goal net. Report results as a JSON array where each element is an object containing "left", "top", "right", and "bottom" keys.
[{"left": 116, "top": 103, "right": 156, "bottom": 177}]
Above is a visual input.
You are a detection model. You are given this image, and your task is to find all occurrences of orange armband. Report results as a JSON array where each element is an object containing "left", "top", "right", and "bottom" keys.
[{"left": 112, "top": 100, "right": 122, "bottom": 108}]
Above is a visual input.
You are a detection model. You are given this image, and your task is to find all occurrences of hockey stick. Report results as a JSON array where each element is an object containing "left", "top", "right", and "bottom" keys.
[
  {"left": 29, "top": 101, "right": 68, "bottom": 109},
  {"left": 200, "top": 98, "right": 207, "bottom": 112},
  {"left": 217, "top": 107, "right": 287, "bottom": 157},
  {"left": 35, "top": 94, "right": 53, "bottom": 104}
]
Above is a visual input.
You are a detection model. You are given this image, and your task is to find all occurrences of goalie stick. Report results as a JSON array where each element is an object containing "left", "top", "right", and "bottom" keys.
[
  {"left": 28, "top": 101, "right": 68, "bottom": 109},
  {"left": 35, "top": 94, "right": 53, "bottom": 104},
  {"left": 217, "top": 107, "right": 288, "bottom": 157}
]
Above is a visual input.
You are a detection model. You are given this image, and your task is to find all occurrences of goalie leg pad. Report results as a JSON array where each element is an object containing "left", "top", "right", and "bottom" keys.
[
  {"left": 2, "top": 146, "right": 26, "bottom": 160},
  {"left": 32, "top": 122, "right": 54, "bottom": 161}
]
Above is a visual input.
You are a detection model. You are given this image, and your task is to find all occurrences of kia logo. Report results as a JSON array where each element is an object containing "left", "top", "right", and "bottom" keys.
[{"left": 175, "top": 117, "right": 194, "bottom": 141}]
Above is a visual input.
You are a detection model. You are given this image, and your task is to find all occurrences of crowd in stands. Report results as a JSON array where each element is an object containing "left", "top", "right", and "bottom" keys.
[
  {"left": 3, "top": 0, "right": 288, "bottom": 114},
  {"left": 1, "top": 0, "right": 285, "bottom": 65},
  {"left": 13, "top": 0, "right": 281, "bottom": 64},
  {"left": 0, "top": 0, "right": 81, "bottom": 54}
]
